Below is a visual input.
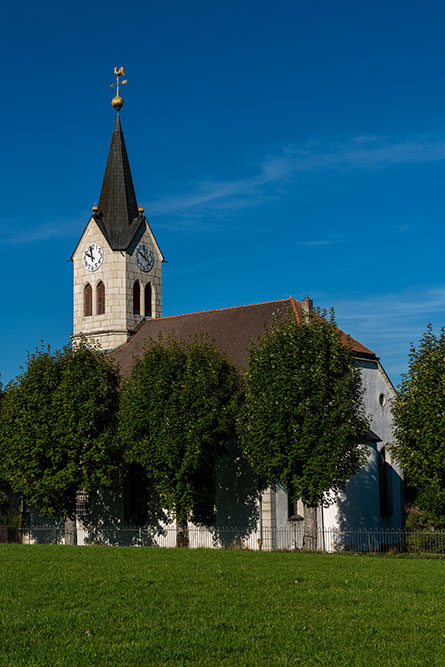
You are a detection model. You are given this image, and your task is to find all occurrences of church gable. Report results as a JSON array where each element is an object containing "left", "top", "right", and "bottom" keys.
[
  {"left": 125, "top": 219, "right": 163, "bottom": 327},
  {"left": 126, "top": 217, "right": 164, "bottom": 264},
  {"left": 71, "top": 215, "right": 109, "bottom": 261}
]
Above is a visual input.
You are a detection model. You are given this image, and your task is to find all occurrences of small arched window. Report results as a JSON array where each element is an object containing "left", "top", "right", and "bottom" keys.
[
  {"left": 97, "top": 281, "right": 105, "bottom": 315},
  {"left": 133, "top": 280, "right": 140, "bottom": 315},
  {"left": 84, "top": 283, "right": 92, "bottom": 317},
  {"left": 145, "top": 283, "right": 152, "bottom": 317}
]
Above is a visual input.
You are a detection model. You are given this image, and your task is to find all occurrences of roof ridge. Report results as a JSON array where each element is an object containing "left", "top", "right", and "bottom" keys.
[
  {"left": 289, "top": 295, "right": 301, "bottom": 324},
  {"left": 155, "top": 297, "right": 295, "bottom": 322},
  {"left": 110, "top": 296, "right": 377, "bottom": 362},
  {"left": 109, "top": 298, "right": 296, "bottom": 355}
]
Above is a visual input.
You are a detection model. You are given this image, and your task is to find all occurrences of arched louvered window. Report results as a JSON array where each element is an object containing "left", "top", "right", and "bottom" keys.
[
  {"left": 133, "top": 280, "right": 140, "bottom": 315},
  {"left": 145, "top": 283, "right": 152, "bottom": 317},
  {"left": 97, "top": 281, "right": 105, "bottom": 315},
  {"left": 84, "top": 283, "right": 92, "bottom": 317}
]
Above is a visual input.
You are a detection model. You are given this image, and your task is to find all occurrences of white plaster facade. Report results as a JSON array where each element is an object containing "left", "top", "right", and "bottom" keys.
[{"left": 72, "top": 216, "right": 163, "bottom": 351}]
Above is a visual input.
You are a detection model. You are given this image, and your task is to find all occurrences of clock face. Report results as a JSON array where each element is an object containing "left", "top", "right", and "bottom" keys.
[
  {"left": 82, "top": 243, "right": 103, "bottom": 272},
  {"left": 136, "top": 243, "right": 154, "bottom": 272}
]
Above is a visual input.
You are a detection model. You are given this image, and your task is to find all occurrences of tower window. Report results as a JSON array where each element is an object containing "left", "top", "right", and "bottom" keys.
[
  {"left": 96, "top": 281, "right": 105, "bottom": 315},
  {"left": 133, "top": 280, "right": 140, "bottom": 315},
  {"left": 84, "top": 283, "right": 92, "bottom": 317},
  {"left": 145, "top": 283, "right": 152, "bottom": 317}
]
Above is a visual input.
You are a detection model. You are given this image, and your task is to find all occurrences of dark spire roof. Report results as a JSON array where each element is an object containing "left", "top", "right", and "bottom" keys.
[{"left": 96, "top": 114, "right": 143, "bottom": 250}]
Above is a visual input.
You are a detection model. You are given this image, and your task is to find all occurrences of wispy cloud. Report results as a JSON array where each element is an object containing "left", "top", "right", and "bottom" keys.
[
  {"left": 336, "top": 286, "right": 445, "bottom": 321},
  {"left": 327, "top": 285, "right": 445, "bottom": 384},
  {"left": 5, "top": 133, "right": 445, "bottom": 242},
  {"left": 147, "top": 134, "right": 445, "bottom": 215},
  {"left": 1, "top": 218, "right": 83, "bottom": 245},
  {"left": 300, "top": 240, "right": 335, "bottom": 247}
]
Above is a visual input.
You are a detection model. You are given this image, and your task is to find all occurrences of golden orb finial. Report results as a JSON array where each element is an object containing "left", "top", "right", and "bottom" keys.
[
  {"left": 138, "top": 203, "right": 145, "bottom": 215},
  {"left": 112, "top": 96, "right": 124, "bottom": 111},
  {"left": 110, "top": 67, "right": 127, "bottom": 112},
  {"left": 92, "top": 203, "right": 99, "bottom": 214}
]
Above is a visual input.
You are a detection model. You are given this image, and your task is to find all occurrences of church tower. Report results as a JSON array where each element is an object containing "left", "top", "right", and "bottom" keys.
[{"left": 72, "top": 68, "right": 163, "bottom": 351}]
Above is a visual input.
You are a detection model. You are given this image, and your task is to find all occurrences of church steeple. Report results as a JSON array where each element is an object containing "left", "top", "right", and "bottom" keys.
[
  {"left": 72, "top": 67, "right": 163, "bottom": 352},
  {"left": 96, "top": 114, "right": 140, "bottom": 249}
]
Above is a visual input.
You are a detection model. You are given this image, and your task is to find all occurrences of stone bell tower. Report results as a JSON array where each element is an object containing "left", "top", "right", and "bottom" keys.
[{"left": 71, "top": 68, "right": 164, "bottom": 351}]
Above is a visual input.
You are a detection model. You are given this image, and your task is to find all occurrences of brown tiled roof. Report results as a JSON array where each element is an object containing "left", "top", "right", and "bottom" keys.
[{"left": 111, "top": 297, "right": 376, "bottom": 378}]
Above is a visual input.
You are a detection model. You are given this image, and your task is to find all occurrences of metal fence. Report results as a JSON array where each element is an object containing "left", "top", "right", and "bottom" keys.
[
  {"left": 322, "top": 528, "right": 445, "bottom": 555},
  {"left": 1, "top": 524, "right": 445, "bottom": 555}
]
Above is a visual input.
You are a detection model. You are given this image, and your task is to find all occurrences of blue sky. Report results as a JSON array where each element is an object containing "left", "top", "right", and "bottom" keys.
[{"left": 2, "top": 0, "right": 445, "bottom": 386}]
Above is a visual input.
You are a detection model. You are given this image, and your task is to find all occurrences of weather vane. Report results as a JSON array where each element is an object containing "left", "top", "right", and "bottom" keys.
[{"left": 110, "top": 66, "right": 127, "bottom": 112}]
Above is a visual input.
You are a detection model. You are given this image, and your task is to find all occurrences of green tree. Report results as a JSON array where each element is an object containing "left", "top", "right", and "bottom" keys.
[
  {"left": 0, "top": 342, "right": 121, "bottom": 543},
  {"left": 392, "top": 324, "right": 445, "bottom": 528},
  {"left": 119, "top": 335, "right": 242, "bottom": 546},
  {"left": 238, "top": 308, "right": 369, "bottom": 550}
]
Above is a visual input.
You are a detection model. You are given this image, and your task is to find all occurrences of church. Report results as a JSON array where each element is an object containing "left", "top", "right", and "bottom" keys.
[{"left": 67, "top": 70, "right": 403, "bottom": 550}]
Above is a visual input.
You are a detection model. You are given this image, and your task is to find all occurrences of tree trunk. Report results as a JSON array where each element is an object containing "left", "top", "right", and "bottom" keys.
[
  {"left": 303, "top": 504, "right": 317, "bottom": 551},
  {"left": 176, "top": 518, "right": 189, "bottom": 548},
  {"left": 64, "top": 515, "right": 77, "bottom": 545}
]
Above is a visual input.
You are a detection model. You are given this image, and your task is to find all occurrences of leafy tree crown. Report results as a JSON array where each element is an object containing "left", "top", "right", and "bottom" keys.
[
  {"left": 119, "top": 334, "right": 242, "bottom": 522},
  {"left": 0, "top": 341, "right": 121, "bottom": 519},
  {"left": 392, "top": 323, "right": 445, "bottom": 527},
  {"left": 238, "top": 308, "right": 369, "bottom": 507}
]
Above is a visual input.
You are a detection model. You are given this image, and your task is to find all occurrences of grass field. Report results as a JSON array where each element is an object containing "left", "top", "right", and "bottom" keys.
[{"left": 1, "top": 546, "right": 444, "bottom": 666}]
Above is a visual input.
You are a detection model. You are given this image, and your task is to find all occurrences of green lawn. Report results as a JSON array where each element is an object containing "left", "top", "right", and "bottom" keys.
[{"left": 0, "top": 546, "right": 444, "bottom": 666}]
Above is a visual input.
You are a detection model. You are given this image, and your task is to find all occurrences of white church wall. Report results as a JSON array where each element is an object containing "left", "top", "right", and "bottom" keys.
[
  {"left": 323, "top": 360, "right": 403, "bottom": 533},
  {"left": 322, "top": 443, "right": 382, "bottom": 532},
  {"left": 348, "top": 359, "right": 403, "bottom": 531}
]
